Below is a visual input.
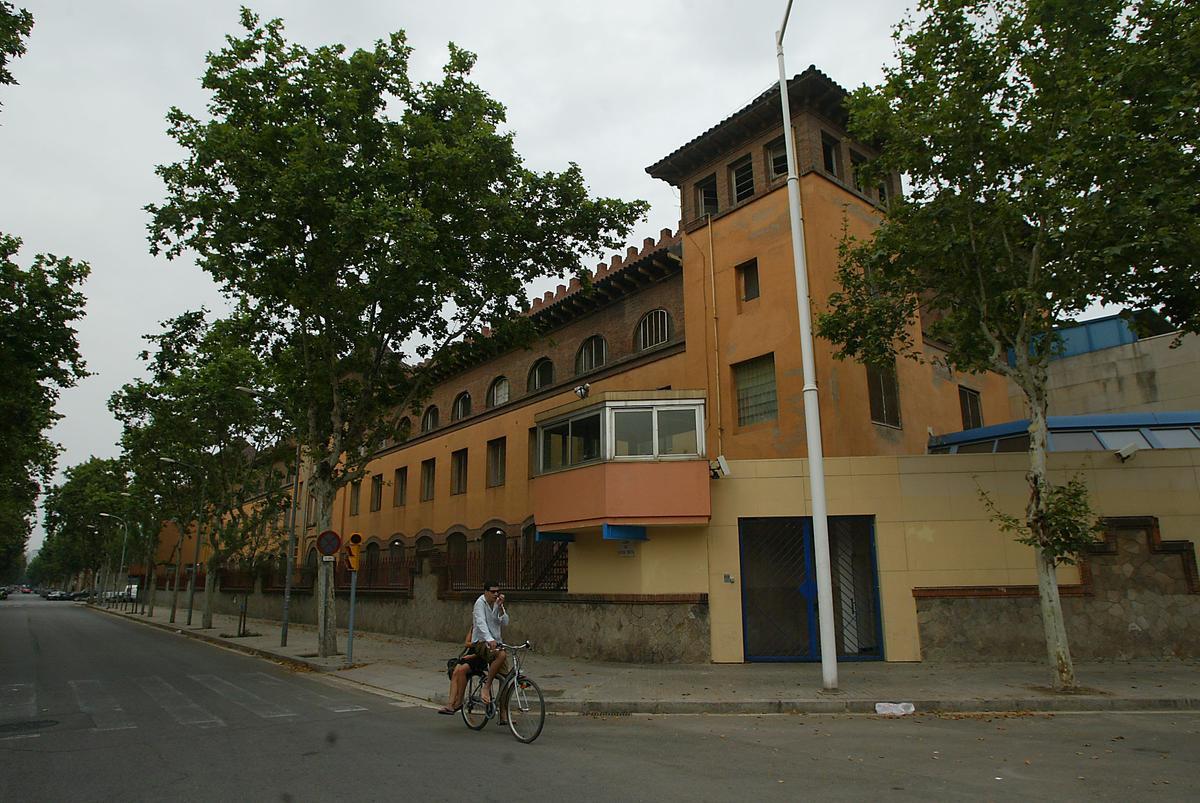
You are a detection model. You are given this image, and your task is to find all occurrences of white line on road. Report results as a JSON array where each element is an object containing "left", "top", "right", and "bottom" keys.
[
  {"left": 1, "top": 683, "right": 36, "bottom": 723},
  {"left": 248, "top": 672, "right": 368, "bottom": 713},
  {"left": 189, "top": 674, "right": 297, "bottom": 719},
  {"left": 0, "top": 733, "right": 42, "bottom": 741},
  {"left": 135, "top": 676, "right": 225, "bottom": 728},
  {"left": 69, "top": 680, "right": 136, "bottom": 731}
]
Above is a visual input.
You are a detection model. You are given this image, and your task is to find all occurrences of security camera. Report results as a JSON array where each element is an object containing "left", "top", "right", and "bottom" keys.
[
  {"left": 573, "top": 383, "right": 590, "bottom": 399},
  {"left": 1114, "top": 442, "right": 1140, "bottom": 462},
  {"left": 709, "top": 454, "right": 732, "bottom": 479}
]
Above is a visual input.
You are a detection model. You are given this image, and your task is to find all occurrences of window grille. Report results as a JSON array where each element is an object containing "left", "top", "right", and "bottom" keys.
[
  {"left": 636, "top": 309, "right": 671, "bottom": 350},
  {"left": 730, "top": 157, "right": 754, "bottom": 203},
  {"left": 451, "top": 392, "right": 471, "bottom": 421},
  {"left": 733, "top": 354, "right": 778, "bottom": 425},
  {"left": 576, "top": 335, "right": 607, "bottom": 374},
  {"left": 486, "top": 376, "right": 510, "bottom": 407},
  {"left": 767, "top": 138, "right": 788, "bottom": 178}
]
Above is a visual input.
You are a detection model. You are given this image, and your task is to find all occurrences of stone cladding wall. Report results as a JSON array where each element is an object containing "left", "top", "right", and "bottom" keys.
[{"left": 916, "top": 517, "right": 1200, "bottom": 661}]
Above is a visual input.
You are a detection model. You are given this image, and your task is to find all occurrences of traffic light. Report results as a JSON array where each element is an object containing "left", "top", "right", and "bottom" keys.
[{"left": 346, "top": 532, "right": 362, "bottom": 572}]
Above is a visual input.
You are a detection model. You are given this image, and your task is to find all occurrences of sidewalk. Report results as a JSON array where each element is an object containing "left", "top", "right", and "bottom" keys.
[{"left": 89, "top": 602, "right": 1200, "bottom": 716}]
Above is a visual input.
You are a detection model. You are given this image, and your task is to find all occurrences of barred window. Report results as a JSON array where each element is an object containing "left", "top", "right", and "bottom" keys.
[
  {"left": 451, "top": 391, "right": 471, "bottom": 421},
  {"left": 733, "top": 353, "right": 778, "bottom": 426},
  {"left": 867, "top": 361, "right": 902, "bottom": 428},
  {"left": 486, "top": 376, "right": 510, "bottom": 408},
  {"left": 730, "top": 156, "right": 754, "bottom": 203},
  {"left": 694, "top": 174, "right": 718, "bottom": 217},
  {"left": 576, "top": 335, "right": 607, "bottom": 374},
  {"left": 421, "top": 405, "right": 439, "bottom": 433},
  {"left": 635, "top": 309, "right": 671, "bottom": 351},
  {"left": 528, "top": 358, "right": 554, "bottom": 392},
  {"left": 766, "top": 137, "right": 788, "bottom": 179}
]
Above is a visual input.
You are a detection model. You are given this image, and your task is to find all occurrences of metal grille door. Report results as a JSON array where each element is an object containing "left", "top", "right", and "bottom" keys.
[{"left": 738, "top": 517, "right": 817, "bottom": 660}]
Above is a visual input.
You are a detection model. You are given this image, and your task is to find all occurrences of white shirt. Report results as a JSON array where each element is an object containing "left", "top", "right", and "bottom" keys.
[{"left": 471, "top": 594, "right": 509, "bottom": 644}]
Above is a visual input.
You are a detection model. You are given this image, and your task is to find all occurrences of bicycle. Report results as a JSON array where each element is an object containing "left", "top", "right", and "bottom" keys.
[{"left": 462, "top": 640, "right": 545, "bottom": 743}]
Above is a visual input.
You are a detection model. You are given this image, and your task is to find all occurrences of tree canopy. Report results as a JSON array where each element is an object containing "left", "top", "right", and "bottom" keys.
[
  {"left": 815, "top": 0, "right": 1199, "bottom": 688},
  {"left": 146, "top": 9, "right": 648, "bottom": 538},
  {"left": 0, "top": 234, "right": 89, "bottom": 580},
  {"left": 0, "top": 2, "right": 33, "bottom": 103}
]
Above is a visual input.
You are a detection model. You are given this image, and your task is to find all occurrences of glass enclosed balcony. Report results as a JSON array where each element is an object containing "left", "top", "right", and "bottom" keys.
[{"left": 530, "top": 391, "right": 711, "bottom": 532}]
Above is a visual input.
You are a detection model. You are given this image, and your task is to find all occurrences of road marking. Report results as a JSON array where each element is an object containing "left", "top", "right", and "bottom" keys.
[
  {"left": 189, "top": 674, "right": 297, "bottom": 719},
  {"left": 0, "top": 733, "right": 42, "bottom": 741},
  {"left": 1, "top": 684, "right": 36, "bottom": 723},
  {"left": 69, "top": 680, "right": 136, "bottom": 731},
  {"left": 135, "top": 676, "right": 224, "bottom": 728},
  {"left": 248, "top": 673, "right": 368, "bottom": 713}
]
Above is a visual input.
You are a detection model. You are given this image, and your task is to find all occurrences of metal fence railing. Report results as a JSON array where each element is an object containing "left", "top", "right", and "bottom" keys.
[{"left": 447, "top": 538, "right": 567, "bottom": 593}]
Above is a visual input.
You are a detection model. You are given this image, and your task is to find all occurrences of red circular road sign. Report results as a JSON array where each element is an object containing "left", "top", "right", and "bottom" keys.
[{"left": 316, "top": 530, "right": 342, "bottom": 556}]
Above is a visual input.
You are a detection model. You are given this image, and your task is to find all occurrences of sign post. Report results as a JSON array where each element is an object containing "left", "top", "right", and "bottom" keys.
[
  {"left": 345, "top": 533, "right": 362, "bottom": 666},
  {"left": 315, "top": 530, "right": 341, "bottom": 659}
]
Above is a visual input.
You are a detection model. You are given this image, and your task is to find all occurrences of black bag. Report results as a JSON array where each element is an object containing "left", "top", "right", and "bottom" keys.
[{"left": 446, "top": 656, "right": 460, "bottom": 679}]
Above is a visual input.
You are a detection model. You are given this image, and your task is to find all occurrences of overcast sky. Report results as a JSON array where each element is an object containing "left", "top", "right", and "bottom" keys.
[{"left": 3, "top": 0, "right": 922, "bottom": 554}]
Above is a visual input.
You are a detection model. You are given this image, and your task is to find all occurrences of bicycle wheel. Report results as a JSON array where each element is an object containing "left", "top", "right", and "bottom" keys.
[
  {"left": 505, "top": 675, "right": 545, "bottom": 744},
  {"left": 461, "top": 674, "right": 490, "bottom": 731}
]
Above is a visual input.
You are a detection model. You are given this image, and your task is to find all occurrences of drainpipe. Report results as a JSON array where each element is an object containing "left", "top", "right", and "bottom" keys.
[
  {"left": 706, "top": 215, "right": 725, "bottom": 456},
  {"left": 777, "top": 0, "right": 838, "bottom": 690}
]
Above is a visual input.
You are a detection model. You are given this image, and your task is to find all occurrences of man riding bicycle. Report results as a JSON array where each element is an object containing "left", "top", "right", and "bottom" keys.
[{"left": 470, "top": 579, "right": 509, "bottom": 707}]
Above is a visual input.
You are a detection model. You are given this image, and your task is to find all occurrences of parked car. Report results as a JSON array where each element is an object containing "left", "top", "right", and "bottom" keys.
[{"left": 68, "top": 590, "right": 91, "bottom": 601}]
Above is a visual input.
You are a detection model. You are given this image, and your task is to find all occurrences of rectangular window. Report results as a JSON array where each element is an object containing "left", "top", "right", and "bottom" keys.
[
  {"left": 420, "top": 458, "right": 436, "bottom": 502},
  {"left": 369, "top": 473, "right": 383, "bottom": 512},
  {"left": 486, "top": 437, "right": 506, "bottom": 488},
  {"left": 614, "top": 409, "right": 654, "bottom": 457},
  {"left": 540, "top": 412, "right": 602, "bottom": 472},
  {"left": 850, "top": 151, "right": 867, "bottom": 193},
  {"left": 867, "top": 362, "right": 901, "bottom": 428},
  {"left": 821, "top": 134, "right": 841, "bottom": 178},
  {"left": 958, "top": 386, "right": 983, "bottom": 430},
  {"left": 694, "top": 174, "right": 718, "bottom": 217},
  {"left": 766, "top": 137, "right": 788, "bottom": 179},
  {"left": 305, "top": 489, "right": 315, "bottom": 527},
  {"left": 392, "top": 467, "right": 407, "bottom": 507},
  {"left": 450, "top": 449, "right": 468, "bottom": 495},
  {"left": 733, "top": 354, "right": 778, "bottom": 426},
  {"left": 349, "top": 480, "right": 361, "bottom": 516},
  {"left": 877, "top": 178, "right": 890, "bottom": 203},
  {"left": 729, "top": 157, "right": 754, "bottom": 203},
  {"left": 657, "top": 408, "right": 698, "bottom": 455},
  {"left": 736, "top": 258, "right": 759, "bottom": 301}
]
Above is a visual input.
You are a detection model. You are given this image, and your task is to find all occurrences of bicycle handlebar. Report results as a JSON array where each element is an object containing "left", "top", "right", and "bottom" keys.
[{"left": 499, "top": 640, "right": 533, "bottom": 651}]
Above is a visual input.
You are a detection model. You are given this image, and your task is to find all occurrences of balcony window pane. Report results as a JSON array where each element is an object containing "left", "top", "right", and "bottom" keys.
[
  {"left": 1152, "top": 428, "right": 1200, "bottom": 448},
  {"left": 614, "top": 410, "right": 654, "bottom": 456},
  {"left": 1096, "top": 430, "right": 1152, "bottom": 451},
  {"left": 1050, "top": 431, "right": 1102, "bottom": 451},
  {"left": 542, "top": 421, "right": 569, "bottom": 472},
  {"left": 657, "top": 408, "right": 698, "bottom": 455},
  {"left": 570, "top": 413, "right": 602, "bottom": 464}
]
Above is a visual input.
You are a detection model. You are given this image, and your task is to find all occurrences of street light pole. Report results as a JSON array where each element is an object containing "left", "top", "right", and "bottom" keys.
[
  {"left": 776, "top": 0, "right": 839, "bottom": 690},
  {"left": 99, "top": 513, "right": 129, "bottom": 609},
  {"left": 236, "top": 385, "right": 302, "bottom": 648}
]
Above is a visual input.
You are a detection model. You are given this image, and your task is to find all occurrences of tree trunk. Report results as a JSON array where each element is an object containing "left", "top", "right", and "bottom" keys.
[
  {"left": 311, "top": 468, "right": 338, "bottom": 658},
  {"left": 169, "top": 550, "right": 183, "bottom": 624},
  {"left": 1020, "top": 359, "right": 1078, "bottom": 690},
  {"left": 202, "top": 564, "right": 216, "bottom": 629}
]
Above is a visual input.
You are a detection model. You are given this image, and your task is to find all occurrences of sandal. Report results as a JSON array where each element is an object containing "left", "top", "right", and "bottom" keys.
[{"left": 436, "top": 706, "right": 460, "bottom": 715}]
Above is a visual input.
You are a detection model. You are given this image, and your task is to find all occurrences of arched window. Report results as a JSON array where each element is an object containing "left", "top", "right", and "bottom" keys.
[
  {"left": 576, "top": 335, "right": 607, "bottom": 374},
  {"left": 451, "top": 392, "right": 471, "bottom": 421},
  {"left": 421, "top": 405, "right": 439, "bottom": 433},
  {"left": 636, "top": 309, "right": 671, "bottom": 351},
  {"left": 527, "top": 358, "right": 554, "bottom": 392},
  {"left": 397, "top": 417, "right": 411, "bottom": 442},
  {"left": 486, "top": 376, "right": 510, "bottom": 408},
  {"left": 364, "top": 541, "right": 380, "bottom": 582},
  {"left": 482, "top": 528, "right": 507, "bottom": 586}
]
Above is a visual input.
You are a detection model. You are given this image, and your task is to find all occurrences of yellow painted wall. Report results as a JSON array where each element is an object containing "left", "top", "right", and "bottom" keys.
[
  {"left": 567, "top": 525, "right": 709, "bottom": 595},
  {"left": 705, "top": 449, "right": 1200, "bottom": 663}
]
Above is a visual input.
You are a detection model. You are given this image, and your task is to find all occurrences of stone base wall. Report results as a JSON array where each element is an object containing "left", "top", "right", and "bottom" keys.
[
  {"left": 205, "top": 561, "right": 710, "bottom": 663},
  {"left": 916, "top": 517, "right": 1200, "bottom": 661}
]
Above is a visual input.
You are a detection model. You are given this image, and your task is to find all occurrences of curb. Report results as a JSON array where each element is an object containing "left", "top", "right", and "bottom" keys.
[{"left": 87, "top": 605, "right": 1200, "bottom": 717}]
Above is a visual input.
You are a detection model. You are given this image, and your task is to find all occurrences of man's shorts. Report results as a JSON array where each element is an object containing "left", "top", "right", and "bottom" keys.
[{"left": 471, "top": 641, "right": 511, "bottom": 676}]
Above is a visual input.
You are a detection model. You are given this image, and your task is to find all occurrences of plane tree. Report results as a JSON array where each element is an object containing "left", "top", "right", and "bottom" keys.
[{"left": 816, "top": 0, "right": 1199, "bottom": 688}]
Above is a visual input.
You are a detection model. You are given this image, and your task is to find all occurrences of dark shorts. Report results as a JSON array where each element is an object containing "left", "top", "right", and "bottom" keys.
[{"left": 471, "top": 642, "right": 510, "bottom": 675}]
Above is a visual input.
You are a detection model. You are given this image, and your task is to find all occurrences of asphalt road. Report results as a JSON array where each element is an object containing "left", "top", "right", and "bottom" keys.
[{"left": 2, "top": 595, "right": 1197, "bottom": 802}]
